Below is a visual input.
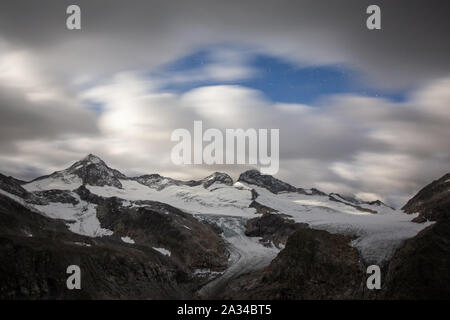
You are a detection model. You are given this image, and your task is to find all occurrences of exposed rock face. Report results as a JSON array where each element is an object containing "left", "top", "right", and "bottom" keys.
[
  {"left": 383, "top": 217, "right": 450, "bottom": 299},
  {"left": 67, "top": 154, "right": 127, "bottom": 188},
  {"left": 238, "top": 170, "right": 327, "bottom": 196},
  {"left": 238, "top": 170, "right": 298, "bottom": 194},
  {"left": 30, "top": 154, "right": 127, "bottom": 189},
  {"left": 402, "top": 173, "right": 450, "bottom": 222},
  {"left": 0, "top": 236, "right": 192, "bottom": 299},
  {"left": 73, "top": 185, "right": 229, "bottom": 271},
  {"left": 33, "top": 190, "right": 79, "bottom": 205},
  {"left": 222, "top": 227, "right": 367, "bottom": 299},
  {"left": 0, "top": 174, "right": 28, "bottom": 198},
  {"left": 73, "top": 184, "right": 103, "bottom": 203},
  {"left": 199, "top": 172, "right": 233, "bottom": 189},
  {"left": 382, "top": 174, "right": 450, "bottom": 299},
  {"left": 0, "top": 193, "right": 63, "bottom": 238},
  {"left": 328, "top": 193, "right": 394, "bottom": 213},
  {"left": 308, "top": 188, "right": 328, "bottom": 196},
  {"left": 329, "top": 193, "right": 377, "bottom": 214},
  {"left": 134, "top": 171, "right": 233, "bottom": 190},
  {"left": 245, "top": 213, "right": 307, "bottom": 248},
  {"left": 330, "top": 193, "right": 393, "bottom": 209},
  {"left": 0, "top": 193, "right": 193, "bottom": 299},
  {"left": 133, "top": 174, "right": 183, "bottom": 190},
  {"left": 249, "top": 200, "right": 277, "bottom": 214},
  {"left": 94, "top": 199, "right": 229, "bottom": 271}
]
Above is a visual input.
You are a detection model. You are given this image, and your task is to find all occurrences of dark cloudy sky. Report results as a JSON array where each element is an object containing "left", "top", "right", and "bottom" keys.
[{"left": 0, "top": 0, "right": 449, "bottom": 206}]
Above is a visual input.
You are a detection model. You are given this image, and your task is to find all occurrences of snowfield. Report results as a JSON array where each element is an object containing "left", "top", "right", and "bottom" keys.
[
  {"left": 251, "top": 185, "right": 433, "bottom": 263},
  {"left": 30, "top": 193, "right": 114, "bottom": 238},
  {"left": 24, "top": 174, "right": 82, "bottom": 192},
  {"left": 87, "top": 179, "right": 256, "bottom": 217}
]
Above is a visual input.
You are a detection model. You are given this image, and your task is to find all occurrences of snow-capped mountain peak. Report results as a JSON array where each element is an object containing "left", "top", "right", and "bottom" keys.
[
  {"left": 199, "top": 172, "right": 233, "bottom": 189},
  {"left": 68, "top": 154, "right": 115, "bottom": 171},
  {"left": 79, "top": 153, "right": 105, "bottom": 165},
  {"left": 24, "top": 154, "right": 127, "bottom": 191},
  {"left": 65, "top": 154, "right": 127, "bottom": 188}
]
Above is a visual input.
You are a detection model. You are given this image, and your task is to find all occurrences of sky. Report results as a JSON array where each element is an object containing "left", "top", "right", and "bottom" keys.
[{"left": 0, "top": 0, "right": 449, "bottom": 207}]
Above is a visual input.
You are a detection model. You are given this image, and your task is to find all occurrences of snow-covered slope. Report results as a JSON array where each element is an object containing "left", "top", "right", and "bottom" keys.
[
  {"left": 24, "top": 173, "right": 82, "bottom": 192},
  {"left": 250, "top": 185, "right": 432, "bottom": 263},
  {"left": 87, "top": 179, "right": 256, "bottom": 217},
  {"left": 32, "top": 192, "right": 114, "bottom": 237},
  {"left": 24, "top": 154, "right": 126, "bottom": 191}
]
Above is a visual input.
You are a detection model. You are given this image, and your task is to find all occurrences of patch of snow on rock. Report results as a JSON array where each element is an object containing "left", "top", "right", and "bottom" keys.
[
  {"left": 153, "top": 247, "right": 171, "bottom": 256},
  {"left": 121, "top": 236, "right": 135, "bottom": 244}
]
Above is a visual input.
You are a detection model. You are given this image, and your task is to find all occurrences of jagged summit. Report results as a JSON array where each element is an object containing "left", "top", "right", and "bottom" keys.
[
  {"left": 199, "top": 172, "right": 233, "bottom": 189},
  {"left": 69, "top": 154, "right": 109, "bottom": 169},
  {"left": 134, "top": 171, "right": 233, "bottom": 190},
  {"left": 238, "top": 169, "right": 324, "bottom": 195},
  {"left": 133, "top": 173, "right": 183, "bottom": 190},
  {"left": 66, "top": 154, "right": 127, "bottom": 188},
  {"left": 238, "top": 170, "right": 297, "bottom": 194},
  {"left": 67, "top": 154, "right": 108, "bottom": 172},
  {"left": 25, "top": 154, "right": 127, "bottom": 190},
  {"left": 81, "top": 153, "right": 105, "bottom": 164},
  {"left": 0, "top": 173, "right": 31, "bottom": 199}
]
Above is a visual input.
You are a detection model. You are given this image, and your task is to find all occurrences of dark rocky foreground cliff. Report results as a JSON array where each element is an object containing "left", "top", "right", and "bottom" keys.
[
  {"left": 0, "top": 193, "right": 187, "bottom": 299},
  {"left": 383, "top": 174, "right": 450, "bottom": 299},
  {"left": 382, "top": 216, "right": 450, "bottom": 299}
]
